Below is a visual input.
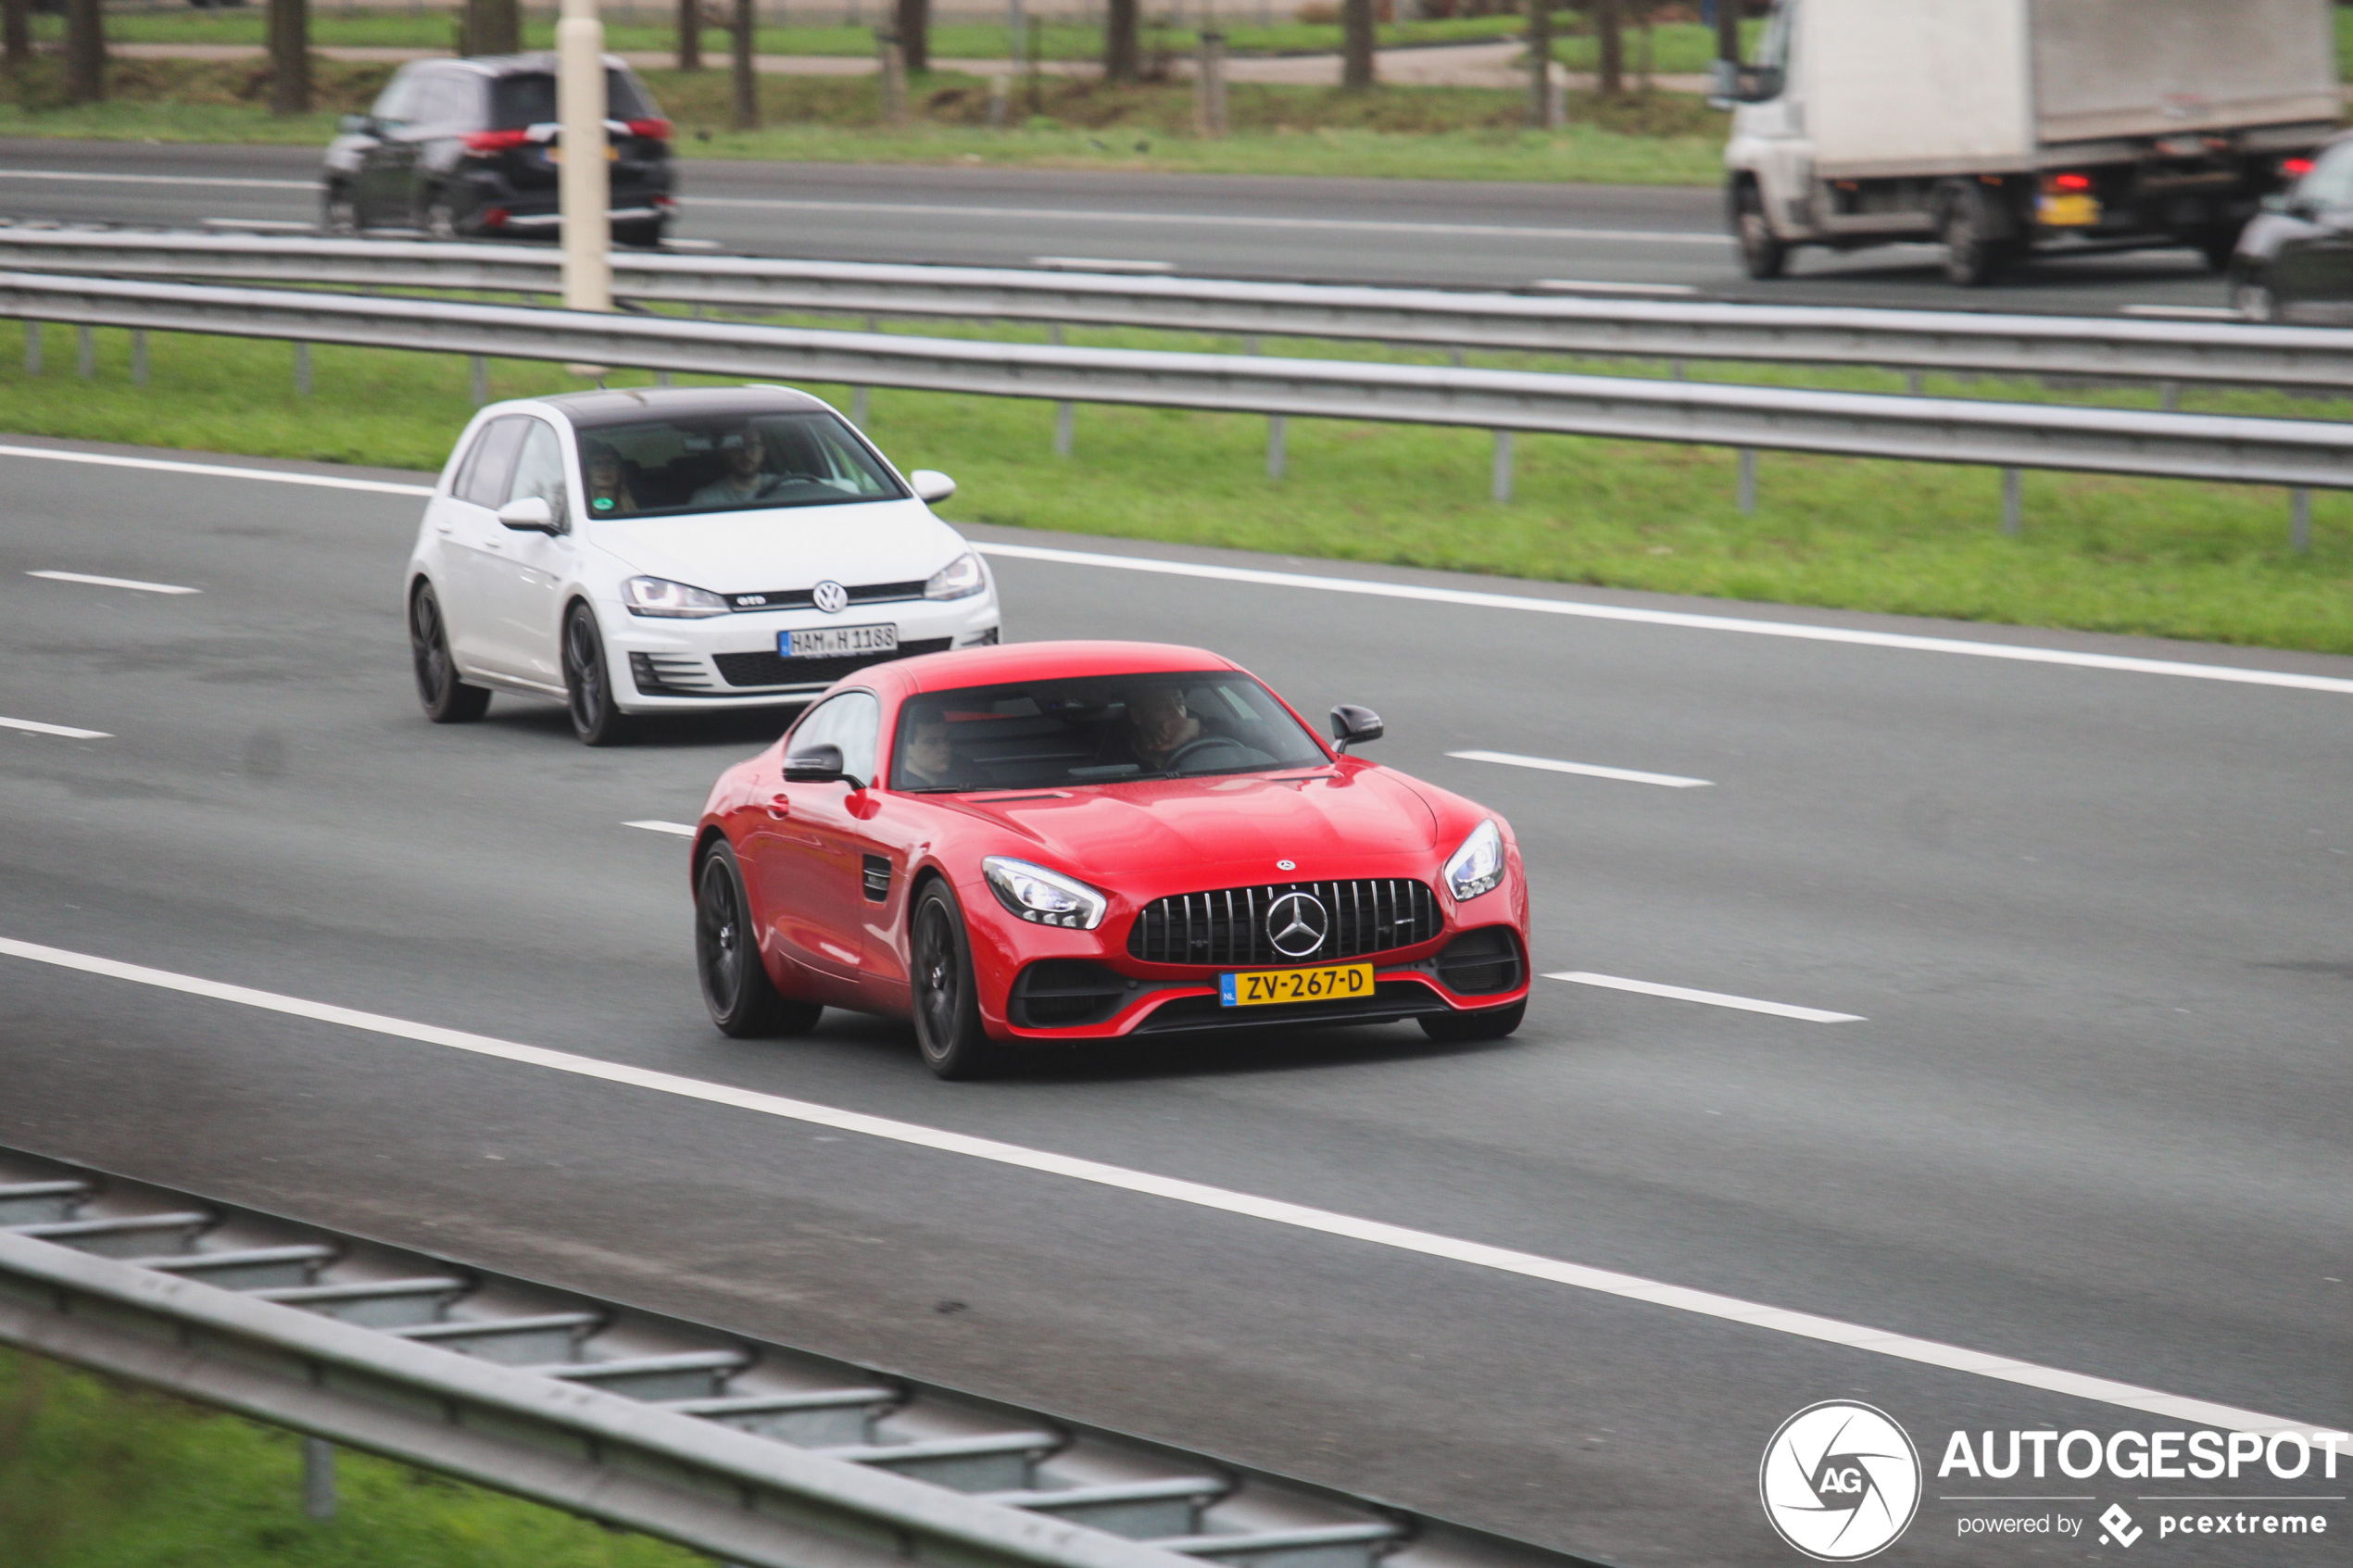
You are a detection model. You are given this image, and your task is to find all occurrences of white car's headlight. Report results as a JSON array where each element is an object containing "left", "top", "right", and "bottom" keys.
[
  {"left": 982, "top": 857, "right": 1107, "bottom": 929},
  {"left": 1443, "top": 819, "right": 1506, "bottom": 903},
  {"left": 622, "top": 575, "right": 731, "bottom": 618},
  {"left": 925, "top": 552, "right": 988, "bottom": 601}
]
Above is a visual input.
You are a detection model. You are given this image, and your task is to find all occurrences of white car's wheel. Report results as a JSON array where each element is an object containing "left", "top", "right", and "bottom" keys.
[{"left": 561, "top": 603, "right": 633, "bottom": 746}]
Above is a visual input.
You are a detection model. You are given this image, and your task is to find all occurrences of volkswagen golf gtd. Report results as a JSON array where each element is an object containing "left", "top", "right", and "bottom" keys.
[
  {"left": 687, "top": 641, "right": 1532, "bottom": 1078},
  {"left": 405, "top": 385, "right": 1000, "bottom": 744}
]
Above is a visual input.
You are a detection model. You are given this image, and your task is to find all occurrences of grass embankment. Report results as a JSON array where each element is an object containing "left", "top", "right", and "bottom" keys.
[
  {"left": 0, "top": 1346, "right": 700, "bottom": 1567},
  {"left": 0, "top": 56, "right": 1729, "bottom": 181},
  {"left": 6, "top": 318, "right": 2348, "bottom": 656}
]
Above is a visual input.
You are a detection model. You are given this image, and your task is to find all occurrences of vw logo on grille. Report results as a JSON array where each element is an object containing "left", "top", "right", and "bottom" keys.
[
  {"left": 1265, "top": 891, "right": 1329, "bottom": 959},
  {"left": 812, "top": 580, "right": 849, "bottom": 614}
]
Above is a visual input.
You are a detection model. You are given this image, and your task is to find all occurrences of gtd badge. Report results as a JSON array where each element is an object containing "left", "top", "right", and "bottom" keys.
[{"left": 1759, "top": 1401, "right": 1921, "bottom": 1562}]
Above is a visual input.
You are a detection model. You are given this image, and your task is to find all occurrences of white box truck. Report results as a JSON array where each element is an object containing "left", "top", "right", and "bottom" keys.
[{"left": 1718, "top": 0, "right": 2342, "bottom": 284}]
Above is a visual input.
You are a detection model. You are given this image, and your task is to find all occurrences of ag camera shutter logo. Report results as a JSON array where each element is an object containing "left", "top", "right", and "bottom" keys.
[{"left": 1759, "top": 1401, "right": 1922, "bottom": 1562}]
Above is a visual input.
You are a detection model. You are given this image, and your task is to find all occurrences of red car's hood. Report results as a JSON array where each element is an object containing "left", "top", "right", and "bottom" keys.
[{"left": 941, "top": 765, "right": 1445, "bottom": 890}]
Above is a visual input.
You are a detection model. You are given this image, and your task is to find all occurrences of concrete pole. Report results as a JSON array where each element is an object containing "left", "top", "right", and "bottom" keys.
[{"left": 559, "top": 0, "right": 611, "bottom": 313}]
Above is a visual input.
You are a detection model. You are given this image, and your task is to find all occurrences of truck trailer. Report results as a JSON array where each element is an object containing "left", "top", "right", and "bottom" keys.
[{"left": 1718, "top": 0, "right": 2342, "bottom": 284}]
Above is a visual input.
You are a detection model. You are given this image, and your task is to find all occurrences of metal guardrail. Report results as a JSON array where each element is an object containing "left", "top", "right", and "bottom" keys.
[
  {"left": 8, "top": 270, "right": 2353, "bottom": 496},
  {"left": 0, "top": 227, "right": 2342, "bottom": 391},
  {"left": 0, "top": 1145, "right": 1602, "bottom": 1568}
]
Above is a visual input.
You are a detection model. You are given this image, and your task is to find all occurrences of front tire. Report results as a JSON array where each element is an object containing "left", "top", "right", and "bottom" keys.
[
  {"left": 910, "top": 882, "right": 1003, "bottom": 1080},
  {"left": 562, "top": 602, "right": 632, "bottom": 746},
  {"left": 2233, "top": 275, "right": 2276, "bottom": 321},
  {"left": 1732, "top": 178, "right": 1788, "bottom": 281},
  {"left": 418, "top": 191, "right": 459, "bottom": 241},
  {"left": 614, "top": 220, "right": 668, "bottom": 249},
  {"left": 697, "top": 842, "right": 823, "bottom": 1037},
  {"left": 321, "top": 183, "right": 359, "bottom": 236},
  {"left": 1939, "top": 185, "right": 2016, "bottom": 287},
  {"left": 409, "top": 582, "right": 491, "bottom": 722},
  {"left": 1418, "top": 999, "right": 1526, "bottom": 1043}
]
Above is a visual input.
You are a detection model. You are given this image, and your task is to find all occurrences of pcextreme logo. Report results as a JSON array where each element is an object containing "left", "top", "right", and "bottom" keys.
[{"left": 1759, "top": 1401, "right": 1924, "bottom": 1562}]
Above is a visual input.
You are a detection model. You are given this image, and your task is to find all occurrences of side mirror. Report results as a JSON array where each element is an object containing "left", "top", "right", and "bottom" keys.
[
  {"left": 338, "top": 113, "right": 375, "bottom": 136},
  {"left": 908, "top": 469, "right": 956, "bottom": 504},
  {"left": 1328, "top": 704, "right": 1384, "bottom": 754},
  {"left": 496, "top": 495, "right": 556, "bottom": 533},
  {"left": 783, "top": 742, "right": 862, "bottom": 788},
  {"left": 1711, "top": 60, "right": 1782, "bottom": 104}
]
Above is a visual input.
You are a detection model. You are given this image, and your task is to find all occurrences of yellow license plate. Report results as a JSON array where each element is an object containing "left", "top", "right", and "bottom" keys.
[
  {"left": 1219, "top": 962, "right": 1374, "bottom": 1008},
  {"left": 547, "top": 145, "right": 620, "bottom": 163},
  {"left": 2038, "top": 193, "right": 2100, "bottom": 227}
]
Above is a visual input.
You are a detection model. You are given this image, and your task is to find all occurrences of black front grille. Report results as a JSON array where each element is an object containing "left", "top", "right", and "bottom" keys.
[
  {"left": 727, "top": 581, "right": 926, "bottom": 612},
  {"left": 712, "top": 638, "right": 952, "bottom": 689},
  {"left": 1126, "top": 879, "right": 1441, "bottom": 968}
]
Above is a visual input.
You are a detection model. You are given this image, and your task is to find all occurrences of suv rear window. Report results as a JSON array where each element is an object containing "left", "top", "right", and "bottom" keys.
[{"left": 491, "top": 69, "right": 654, "bottom": 128}]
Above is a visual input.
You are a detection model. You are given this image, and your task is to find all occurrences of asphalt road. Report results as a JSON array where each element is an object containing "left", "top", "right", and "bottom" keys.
[
  {"left": 0, "top": 137, "right": 2246, "bottom": 312},
  {"left": 2, "top": 435, "right": 2348, "bottom": 1567}
]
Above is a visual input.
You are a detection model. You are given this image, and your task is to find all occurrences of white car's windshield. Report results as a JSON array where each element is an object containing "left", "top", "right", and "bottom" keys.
[
  {"left": 573, "top": 411, "right": 904, "bottom": 521},
  {"left": 891, "top": 671, "right": 1330, "bottom": 792}
]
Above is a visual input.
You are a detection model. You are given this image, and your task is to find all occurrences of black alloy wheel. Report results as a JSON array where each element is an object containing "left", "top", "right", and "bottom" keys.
[
  {"left": 321, "top": 183, "right": 359, "bottom": 236},
  {"left": 696, "top": 844, "right": 822, "bottom": 1037},
  {"left": 1418, "top": 998, "right": 1526, "bottom": 1043},
  {"left": 561, "top": 603, "right": 631, "bottom": 746},
  {"left": 409, "top": 582, "right": 491, "bottom": 722},
  {"left": 1939, "top": 185, "right": 2015, "bottom": 287},
  {"left": 910, "top": 882, "right": 1002, "bottom": 1080},
  {"left": 1733, "top": 178, "right": 1788, "bottom": 281}
]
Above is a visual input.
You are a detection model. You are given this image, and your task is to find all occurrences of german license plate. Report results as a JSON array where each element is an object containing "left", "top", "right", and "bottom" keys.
[
  {"left": 545, "top": 144, "right": 620, "bottom": 163},
  {"left": 781, "top": 623, "right": 897, "bottom": 659},
  {"left": 1218, "top": 962, "right": 1374, "bottom": 1008},
  {"left": 2038, "top": 193, "right": 2100, "bottom": 227}
]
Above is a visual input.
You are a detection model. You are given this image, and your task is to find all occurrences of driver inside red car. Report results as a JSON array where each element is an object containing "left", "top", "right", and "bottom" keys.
[{"left": 1123, "top": 685, "right": 1207, "bottom": 771}]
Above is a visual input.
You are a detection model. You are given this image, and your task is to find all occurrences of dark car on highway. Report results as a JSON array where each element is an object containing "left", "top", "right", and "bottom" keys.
[
  {"left": 2229, "top": 132, "right": 2353, "bottom": 323},
  {"left": 322, "top": 53, "right": 673, "bottom": 247}
]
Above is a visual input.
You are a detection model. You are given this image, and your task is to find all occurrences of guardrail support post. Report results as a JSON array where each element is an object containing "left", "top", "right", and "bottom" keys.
[
  {"left": 2291, "top": 487, "right": 2312, "bottom": 555},
  {"left": 1491, "top": 431, "right": 1513, "bottom": 503},
  {"left": 1054, "top": 399, "right": 1075, "bottom": 458},
  {"left": 131, "top": 329, "right": 148, "bottom": 386},
  {"left": 295, "top": 341, "right": 312, "bottom": 398},
  {"left": 77, "top": 324, "right": 94, "bottom": 379},
  {"left": 1906, "top": 370, "right": 1923, "bottom": 395},
  {"left": 2160, "top": 381, "right": 2180, "bottom": 412},
  {"left": 852, "top": 386, "right": 871, "bottom": 428},
  {"left": 1266, "top": 415, "right": 1286, "bottom": 479},
  {"left": 470, "top": 354, "right": 489, "bottom": 405},
  {"left": 2001, "top": 467, "right": 2021, "bottom": 535},
  {"left": 1736, "top": 447, "right": 1757, "bottom": 514},
  {"left": 302, "top": 1436, "right": 337, "bottom": 1521},
  {"left": 25, "top": 320, "right": 41, "bottom": 376}
]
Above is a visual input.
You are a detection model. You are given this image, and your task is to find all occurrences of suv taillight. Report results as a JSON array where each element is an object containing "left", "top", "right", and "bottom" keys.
[
  {"left": 462, "top": 129, "right": 535, "bottom": 155},
  {"left": 625, "top": 117, "right": 672, "bottom": 142},
  {"left": 2281, "top": 156, "right": 2315, "bottom": 179}
]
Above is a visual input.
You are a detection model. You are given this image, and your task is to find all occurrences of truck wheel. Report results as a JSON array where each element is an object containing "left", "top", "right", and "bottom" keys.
[
  {"left": 2195, "top": 223, "right": 2245, "bottom": 273},
  {"left": 1939, "top": 187, "right": 2014, "bottom": 287},
  {"left": 1732, "top": 180, "right": 1787, "bottom": 281}
]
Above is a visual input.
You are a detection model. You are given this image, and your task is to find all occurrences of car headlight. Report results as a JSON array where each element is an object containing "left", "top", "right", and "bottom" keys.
[
  {"left": 622, "top": 575, "right": 730, "bottom": 618},
  {"left": 925, "top": 552, "right": 987, "bottom": 601},
  {"left": 1443, "top": 819, "right": 1505, "bottom": 903},
  {"left": 981, "top": 857, "right": 1107, "bottom": 929}
]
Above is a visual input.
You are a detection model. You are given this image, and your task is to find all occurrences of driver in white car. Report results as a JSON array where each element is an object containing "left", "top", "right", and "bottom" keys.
[{"left": 691, "top": 423, "right": 783, "bottom": 508}]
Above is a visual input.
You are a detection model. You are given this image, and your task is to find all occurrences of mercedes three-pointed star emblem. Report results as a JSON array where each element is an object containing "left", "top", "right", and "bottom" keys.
[{"left": 1265, "top": 891, "right": 1329, "bottom": 959}]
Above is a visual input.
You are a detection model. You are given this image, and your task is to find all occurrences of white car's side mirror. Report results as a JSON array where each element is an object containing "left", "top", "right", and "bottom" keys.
[
  {"left": 908, "top": 470, "right": 956, "bottom": 504},
  {"left": 497, "top": 495, "right": 557, "bottom": 533}
]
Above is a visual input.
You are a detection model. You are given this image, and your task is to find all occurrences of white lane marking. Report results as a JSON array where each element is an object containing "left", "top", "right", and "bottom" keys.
[
  {"left": 0, "top": 170, "right": 314, "bottom": 188},
  {"left": 0, "top": 934, "right": 2330, "bottom": 1441},
  {"left": 0, "top": 445, "right": 434, "bottom": 497},
  {"left": 624, "top": 820, "right": 697, "bottom": 836},
  {"left": 202, "top": 217, "right": 316, "bottom": 233},
  {"left": 2120, "top": 304, "right": 2245, "bottom": 320},
  {"left": 974, "top": 541, "right": 2353, "bottom": 697},
  {"left": 1531, "top": 278, "right": 1701, "bottom": 295},
  {"left": 0, "top": 717, "right": 110, "bottom": 740},
  {"left": 28, "top": 570, "right": 201, "bottom": 596},
  {"left": 1448, "top": 748, "right": 1712, "bottom": 788},
  {"left": 1551, "top": 970, "right": 1864, "bottom": 1023},
  {"left": 1032, "top": 256, "right": 1177, "bottom": 273},
  {"left": 682, "top": 195, "right": 1735, "bottom": 246},
  {"left": 661, "top": 238, "right": 724, "bottom": 251}
]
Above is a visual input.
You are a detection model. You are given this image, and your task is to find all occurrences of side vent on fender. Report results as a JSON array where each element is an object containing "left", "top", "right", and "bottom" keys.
[{"left": 862, "top": 855, "right": 891, "bottom": 903}]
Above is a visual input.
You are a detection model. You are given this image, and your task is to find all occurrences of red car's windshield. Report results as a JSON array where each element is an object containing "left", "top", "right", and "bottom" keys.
[{"left": 892, "top": 671, "right": 1328, "bottom": 792}]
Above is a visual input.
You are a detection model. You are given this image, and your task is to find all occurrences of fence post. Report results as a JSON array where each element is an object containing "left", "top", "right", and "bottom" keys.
[
  {"left": 2291, "top": 487, "right": 2311, "bottom": 555},
  {"left": 2001, "top": 467, "right": 2021, "bottom": 535},
  {"left": 295, "top": 341, "right": 313, "bottom": 397},
  {"left": 1736, "top": 446, "right": 1756, "bottom": 514},
  {"left": 1491, "top": 430, "right": 1513, "bottom": 503},
  {"left": 302, "top": 1436, "right": 337, "bottom": 1521},
  {"left": 875, "top": 27, "right": 909, "bottom": 126},
  {"left": 25, "top": 320, "right": 41, "bottom": 376},
  {"left": 77, "top": 324, "right": 94, "bottom": 379},
  {"left": 131, "top": 329, "right": 148, "bottom": 386},
  {"left": 1266, "top": 415, "right": 1286, "bottom": 479}
]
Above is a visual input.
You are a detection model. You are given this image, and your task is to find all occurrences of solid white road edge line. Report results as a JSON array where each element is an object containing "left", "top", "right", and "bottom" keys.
[
  {"left": 11, "top": 445, "right": 2351, "bottom": 698},
  {"left": 974, "top": 541, "right": 2353, "bottom": 696},
  {"left": 0, "top": 717, "right": 110, "bottom": 740},
  {"left": 0, "top": 170, "right": 314, "bottom": 189},
  {"left": 0, "top": 934, "right": 2328, "bottom": 1440},
  {"left": 1550, "top": 970, "right": 1864, "bottom": 1023},
  {"left": 624, "top": 820, "right": 698, "bottom": 836},
  {"left": 1448, "top": 749, "right": 1713, "bottom": 788},
  {"left": 28, "top": 570, "right": 202, "bottom": 596},
  {"left": 1530, "top": 279, "right": 1701, "bottom": 295}
]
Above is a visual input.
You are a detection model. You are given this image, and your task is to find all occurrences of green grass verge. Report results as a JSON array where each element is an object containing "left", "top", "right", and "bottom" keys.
[
  {"left": 0, "top": 1346, "right": 702, "bottom": 1566},
  {"left": 0, "top": 57, "right": 1729, "bottom": 182},
  {"left": 5, "top": 317, "right": 2347, "bottom": 656}
]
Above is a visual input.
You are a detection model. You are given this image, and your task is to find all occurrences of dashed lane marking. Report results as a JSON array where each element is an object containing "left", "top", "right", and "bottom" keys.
[
  {"left": 0, "top": 717, "right": 110, "bottom": 740},
  {"left": 29, "top": 570, "right": 201, "bottom": 596},
  {"left": 1550, "top": 970, "right": 1864, "bottom": 1023},
  {"left": 1448, "top": 749, "right": 1712, "bottom": 788},
  {"left": 624, "top": 820, "right": 697, "bottom": 836}
]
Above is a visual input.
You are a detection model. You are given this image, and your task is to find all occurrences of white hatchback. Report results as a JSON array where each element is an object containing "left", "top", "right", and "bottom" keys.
[{"left": 404, "top": 384, "right": 1000, "bottom": 744}]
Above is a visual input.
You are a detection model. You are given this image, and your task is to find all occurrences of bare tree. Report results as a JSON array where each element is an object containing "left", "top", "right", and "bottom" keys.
[
  {"left": 732, "top": 0, "right": 759, "bottom": 129},
  {"left": 897, "top": 0, "right": 929, "bottom": 73},
  {"left": 677, "top": 0, "right": 703, "bottom": 69},
  {"left": 464, "top": 0, "right": 522, "bottom": 56},
  {"left": 1340, "top": 0, "right": 1375, "bottom": 92},
  {"left": 270, "top": 0, "right": 312, "bottom": 116},
  {"left": 65, "top": 0, "right": 105, "bottom": 105},
  {"left": 1103, "top": 0, "right": 1139, "bottom": 83},
  {"left": 4, "top": 0, "right": 31, "bottom": 75},
  {"left": 1592, "top": 0, "right": 1622, "bottom": 97}
]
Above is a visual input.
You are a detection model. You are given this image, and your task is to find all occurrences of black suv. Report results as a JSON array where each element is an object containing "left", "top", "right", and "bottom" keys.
[{"left": 323, "top": 53, "right": 673, "bottom": 247}]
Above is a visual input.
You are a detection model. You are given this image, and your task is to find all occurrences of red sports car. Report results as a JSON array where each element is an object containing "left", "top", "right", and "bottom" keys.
[{"left": 689, "top": 640, "right": 1530, "bottom": 1077}]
